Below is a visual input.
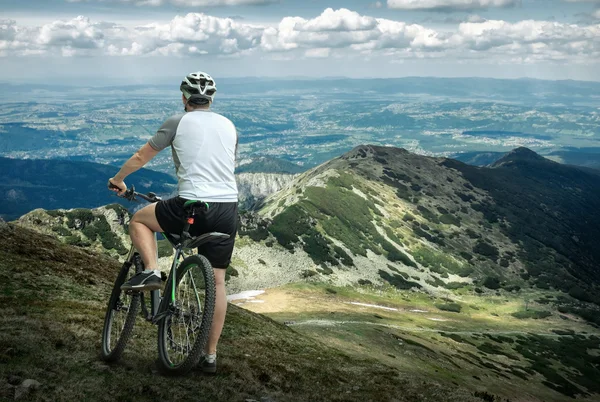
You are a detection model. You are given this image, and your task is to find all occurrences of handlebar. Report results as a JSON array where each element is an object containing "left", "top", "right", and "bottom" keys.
[{"left": 108, "top": 183, "right": 162, "bottom": 203}]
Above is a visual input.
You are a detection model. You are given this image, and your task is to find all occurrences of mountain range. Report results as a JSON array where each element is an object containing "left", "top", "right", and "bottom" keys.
[
  {"left": 0, "top": 158, "right": 176, "bottom": 221},
  {"left": 6, "top": 145, "right": 600, "bottom": 401}
]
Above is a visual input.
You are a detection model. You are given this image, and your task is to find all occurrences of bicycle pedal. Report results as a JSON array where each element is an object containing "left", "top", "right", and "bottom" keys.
[{"left": 161, "top": 271, "right": 167, "bottom": 282}]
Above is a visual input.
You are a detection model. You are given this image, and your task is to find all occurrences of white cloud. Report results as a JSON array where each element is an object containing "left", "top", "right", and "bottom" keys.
[
  {"left": 466, "top": 15, "right": 486, "bottom": 23},
  {"left": 109, "top": 13, "right": 263, "bottom": 56},
  {"left": 454, "top": 19, "right": 600, "bottom": 57},
  {"left": 387, "top": 0, "right": 519, "bottom": 11},
  {"left": 305, "top": 48, "right": 330, "bottom": 58},
  {"left": 37, "top": 16, "right": 104, "bottom": 49},
  {"left": 0, "top": 19, "right": 18, "bottom": 41},
  {"left": 294, "top": 8, "right": 377, "bottom": 32},
  {"left": 260, "top": 8, "right": 442, "bottom": 52},
  {"left": 1, "top": 9, "right": 599, "bottom": 67}
]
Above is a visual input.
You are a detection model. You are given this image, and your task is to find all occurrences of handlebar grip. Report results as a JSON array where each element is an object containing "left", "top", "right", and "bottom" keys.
[{"left": 108, "top": 182, "right": 120, "bottom": 190}]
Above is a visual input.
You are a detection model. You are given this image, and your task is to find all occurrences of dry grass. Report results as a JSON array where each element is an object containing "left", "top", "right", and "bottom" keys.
[{"left": 0, "top": 225, "right": 480, "bottom": 402}]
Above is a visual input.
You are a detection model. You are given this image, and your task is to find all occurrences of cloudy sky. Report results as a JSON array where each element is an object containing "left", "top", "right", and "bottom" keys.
[{"left": 1, "top": 0, "right": 599, "bottom": 83}]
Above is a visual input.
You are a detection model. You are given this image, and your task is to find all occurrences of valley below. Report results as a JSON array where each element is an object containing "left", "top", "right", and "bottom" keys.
[{"left": 232, "top": 284, "right": 600, "bottom": 401}]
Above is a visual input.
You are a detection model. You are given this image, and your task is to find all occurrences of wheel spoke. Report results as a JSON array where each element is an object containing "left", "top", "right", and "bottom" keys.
[
  {"left": 102, "top": 258, "right": 140, "bottom": 362},
  {"left": 163, "top": 264, "right": 205, "bottom": 366}
]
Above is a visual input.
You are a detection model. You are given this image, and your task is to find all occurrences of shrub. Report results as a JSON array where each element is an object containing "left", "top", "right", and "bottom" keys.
[
  {"left": 81, "top": 224, "right": 98, "bottom": 240},
  {"left": 384, "top": 226, "right": 403, "bottom": 246},
  {"left": 511, "top": 310, "right": 551, "bottom": 319},
  {"left": 52, "top": 226, "right": 71, "bottom": 236},
  {"left": 64, "top": 235, "right": 90, "bottom": 247},
  {"left": 225, "top": 265, "right": 239, "bottom": 281},
  {"left": 557, "top": 305, "right": 600, "bottom": 326},
  {"left": 482, "top": 276, "right": 501, "bottom": 290},
  {"left": 439, "top": 214, "right": 461, "bottom": 227},
  {"left": 301, "top": 270, "right": 318, "bottom": 278},
  {"left": 240, "top": 227, "right": 270, "bottom": 242},
  {"left": 473, "top": 240, "right": 499, "bottom": 261},
  {"left": 568, "top": 286, "right": 594, "bottom": 303},
  {"left": 411, "top": 247, "right": 470, "bottom": 276},
  {"left": 426, "top": 276, "right": 445, "bottom": 288},
  {"left": 417, "top": 205, "right": 439, "bottom": 224},
  {"left": 395, "top": 184, "right": 411, "bottom": 199},
  {"left": 402, "top": 213, "right": 414, "bottom": 222},
  {"left": 379, "top": 270, "right": 421, "bottom": 290},
  {"left": 302, "top": 231, "right": 337, "bottom": 266},
  {"left": 436, "top": 303, "right": 462, "bottom": 313},
  {"left": 46, "top": 210, "right": 65, "bottom": 218},
  {"left": 382, "top": 241, "right": 417, "bottom": 267},
  {"left": 269, "top": 204, "right": 311, "bottom": 249},
  {"left": 317, "top": 266, "right": 334, "bottom": 275},
  {"left": 333, "top": 245, "right": 354, "bottom": 266},
  {"left": 444, "top": 282, "right": 467, "bottom": 290},
  {"left": 105, "top": 203, "right": 129, "bottom": 216},
  {"left": 358, "top": 279, "right": 372, "bottom": 286},
  {"left": 328, "top": 172, "right": 354, "bottom": 190},
  {"left": 460, "top": 251, "right": 473, "bottom": 261},
  {"left": 157, "top": 239, "right": 173, "bottom": 258},
  {"left": 66, "top": 209, "right": 94, "bottom": 229}
]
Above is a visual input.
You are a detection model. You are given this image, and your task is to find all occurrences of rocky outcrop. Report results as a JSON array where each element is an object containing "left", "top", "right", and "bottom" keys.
[{"left": 236, "top": 173, "right": 297, "bottom": 210}]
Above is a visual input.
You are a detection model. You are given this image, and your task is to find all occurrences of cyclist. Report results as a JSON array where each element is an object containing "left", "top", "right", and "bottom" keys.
[{"left": 107, "top": 71, "right": 238, "bottom": 374}]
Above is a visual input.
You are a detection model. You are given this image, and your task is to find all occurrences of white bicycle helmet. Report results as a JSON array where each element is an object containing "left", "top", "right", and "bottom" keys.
[{"left": 180, "top": 71, "right": 217, "bottom": 104}]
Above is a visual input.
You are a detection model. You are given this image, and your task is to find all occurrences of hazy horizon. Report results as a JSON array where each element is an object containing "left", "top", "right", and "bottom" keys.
[{"left": 1, "top": 1, "right": 599, "bottom": 84}]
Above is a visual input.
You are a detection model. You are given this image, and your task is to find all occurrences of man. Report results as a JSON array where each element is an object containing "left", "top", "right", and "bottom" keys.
[{"left": 107, "top": 71, "right": 238, "bottom": 374}]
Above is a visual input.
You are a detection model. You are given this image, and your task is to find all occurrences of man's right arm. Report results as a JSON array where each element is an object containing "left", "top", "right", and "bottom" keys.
[
  {"left": 148, "top": 114, "right": 183, "bottom": 151},
  {"left": 108, "top": 114, "right": 181, "bottom": 194}
]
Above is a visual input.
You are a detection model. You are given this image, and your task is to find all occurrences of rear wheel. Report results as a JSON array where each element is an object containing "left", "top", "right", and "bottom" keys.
[
  {"left": 157, "top": 254, "right": 215, "bottom": 375},
  {"left": 101, "top": 253, "right": 141, "bottom": 362}
]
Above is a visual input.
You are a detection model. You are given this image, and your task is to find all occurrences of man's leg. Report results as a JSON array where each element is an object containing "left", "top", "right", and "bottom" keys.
[
  {"left": 206, "top": 267, "right": 227, "bottom": 354},
  {"left": 121, "top": 203, "right": 165, "bottom": 291},
  {"left": 129, "top": 203, "right": 164, "bottom": 269}
]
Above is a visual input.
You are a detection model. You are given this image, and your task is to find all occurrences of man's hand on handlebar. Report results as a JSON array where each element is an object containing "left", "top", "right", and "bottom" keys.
[
  {"left": 107, "top": 181, "right": 161, "bottom": 203},
  {"left": 108, "top": 178, "right": 127, "bottom": 196}
]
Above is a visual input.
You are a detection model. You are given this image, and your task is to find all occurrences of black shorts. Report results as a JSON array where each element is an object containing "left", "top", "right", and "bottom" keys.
[{"left": 155, "top": 197, "right": 238, "bottom": 268}]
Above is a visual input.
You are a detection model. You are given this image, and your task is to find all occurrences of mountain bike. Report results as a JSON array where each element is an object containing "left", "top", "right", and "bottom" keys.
[{"left": 100, "top": 185, "right": 229, "bottom": 375}]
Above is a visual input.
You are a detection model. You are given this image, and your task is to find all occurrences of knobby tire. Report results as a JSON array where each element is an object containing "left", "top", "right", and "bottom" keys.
[
  {"left": 157, "top": 254, "right": 216, "bottom": 375},
  {"left": 100, "top": 257, "right": 141, "bottom": 362}
]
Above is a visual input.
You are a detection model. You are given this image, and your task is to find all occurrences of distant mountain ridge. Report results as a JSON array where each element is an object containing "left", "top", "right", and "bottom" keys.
[
  {"left": 452, "top": 148, "right": 600, "bottom": 171},
  {"left": 229, "top": 145, "right": 600, "bottom": 317},
  {"left": 0, "top": 158, "right": 176, "bottom": 221}
]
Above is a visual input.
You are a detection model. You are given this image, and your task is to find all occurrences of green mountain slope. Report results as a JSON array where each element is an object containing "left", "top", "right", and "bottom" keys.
[
  {"left": 239, "top": 145, "right": 600, "bottom": 316},
  {"left": 236, "top": 156, "right": 308, "bottom": 174},
  {"left": 0, "top": 158, "right": 177, "bottom": 221},
  {"left": 0, "top": 223, "right": 481, "bottom": 402}
]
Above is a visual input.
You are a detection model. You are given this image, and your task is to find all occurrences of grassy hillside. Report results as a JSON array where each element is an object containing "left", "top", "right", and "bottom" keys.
[
  {"left": 238, "top": 283, "right": 600, "bottom": 401},
  {"left": 237, "top": 145, "right": 600, "bottom": 325},
  {"left": 0, "top": 223, "right": 482, "bottom": 402}
]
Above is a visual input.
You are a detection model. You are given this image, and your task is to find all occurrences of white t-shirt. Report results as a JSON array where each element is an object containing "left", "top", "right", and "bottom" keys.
[{"left": 148, "top": 110, "right": 238, "bottom": 202}]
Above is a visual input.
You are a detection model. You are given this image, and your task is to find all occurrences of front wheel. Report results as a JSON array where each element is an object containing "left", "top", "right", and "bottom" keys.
[
  {"left": 100, "top": 254, "right": 141, "bottom": 362},
  {"left": 157, "top": 254, "right": 216, "bottom": 375}
]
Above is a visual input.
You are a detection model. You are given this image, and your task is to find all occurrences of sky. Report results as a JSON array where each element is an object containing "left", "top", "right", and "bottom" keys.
[{"left": 1, "top": 0, "right": 600, "bottom": 83}]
